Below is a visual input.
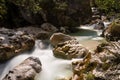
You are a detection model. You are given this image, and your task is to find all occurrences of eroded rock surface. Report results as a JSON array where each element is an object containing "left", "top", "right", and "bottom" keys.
[
  {"left": 0, "top": 28, "right": 35, "bottom": 62},
  {"left": 70, "top": 41, "right": 120, "bottom": 80},
  {"left": 2, "top": 57, "right": 42, "bottom": 80},
  {"left": 50, "top": 33, "right": 90, "bottom": 60},
  {"left": 53, "top": 40, "right": 89, "bottom": 59},
  {"left": 93, "top": 41, "right": 120, "bottom": 80}
]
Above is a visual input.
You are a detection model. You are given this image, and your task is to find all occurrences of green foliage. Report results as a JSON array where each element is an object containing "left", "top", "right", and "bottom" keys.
[
  {"left": 10, "top": 0, "right": 42, "bottom": 13},
  {"left": 0, "top": 0, "right": 7, "bottom": 20},
  {"left": 95, "top": 0, "right": 120, "bottom": 14},
  {"left": 86, "top": 72, "right": 95, "bottom": 80},
  {"left": 55, "top": 2, "right": 68, "bottom": 11}
]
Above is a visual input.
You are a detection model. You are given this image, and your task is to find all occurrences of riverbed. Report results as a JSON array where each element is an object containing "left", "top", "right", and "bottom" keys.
[{"left": 0, "top": 25, "right": 105, "bottom": 80}]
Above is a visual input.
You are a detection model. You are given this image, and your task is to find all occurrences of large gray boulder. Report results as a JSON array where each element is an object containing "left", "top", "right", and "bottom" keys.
[{"left": 2, "top": 57, "right": 42, "bottom": 80}]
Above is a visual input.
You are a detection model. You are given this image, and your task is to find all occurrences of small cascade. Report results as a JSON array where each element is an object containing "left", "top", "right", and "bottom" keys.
[
  {"left": 0, "top": 24, "right": 108, "bottom": 80},
  {"left": 0, "top": 40, "right": 73, "bottom": 80}
]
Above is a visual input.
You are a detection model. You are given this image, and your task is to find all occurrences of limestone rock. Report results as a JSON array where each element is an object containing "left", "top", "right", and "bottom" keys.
[
  {"left": 53, "top": 40, "right": 89, "bottom": 59},
  {"left": 0, "top": 28, "right": 35, "bottom": 62},
  {"left": 70, "top": 41, "right": 120, "bottom": 80},
  {"left": 70, "top": 53, "right": 97, "bottom": 80},
  {"left": 103, "top": 19, "right": 120, "bottom": 41},
  {"left": 2, "top": 57, "right": 42, "bottom": 80},
  {"left": 50, "top": 33, "right": 89, "bottom": 59},
  {"left": 50, "top": 33, "right": 75, "bottom": 46},
  {"left": 93, "top": 41, "right": 120, "bottom": 80}
]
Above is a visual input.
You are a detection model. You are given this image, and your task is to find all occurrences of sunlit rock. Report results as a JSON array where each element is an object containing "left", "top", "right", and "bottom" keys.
[
  {"left": 50, "top": 33, "right": 90, "bottom": 59},
  {"left": 50, "top": 33, "right": 75, "bottom": 46},
  {"left": 93, "top": 41, "right": 120, "bottom": 80},
  {"left": 70, "top": 53, "right": 97, "bottom": 80},
  {"left": 53, "top": 40, "right": 89, "bottom": 59},
  {"left": 2, "top": 57, "right": 42, "bottom": 80}
]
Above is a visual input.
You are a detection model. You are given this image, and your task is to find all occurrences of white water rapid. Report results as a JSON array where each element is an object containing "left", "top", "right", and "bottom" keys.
[
  {"left": 0, "top": 23, "right": 109, "bottom": 80},
  {"left": 0, "top": 40, "right": 73, "bottom": 80}
]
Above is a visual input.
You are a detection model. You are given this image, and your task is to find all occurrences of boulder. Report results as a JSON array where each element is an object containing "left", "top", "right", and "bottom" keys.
[
  {"left": 103, "top": 19, "right": 120, "bottom": 41},
  {"left": 17, "top": 23, "right": 58, "bottom": 40},
  {"left": 41, "top": 23, "right": 58, "bottom": 32},
  {"left": 50, "top": 33, "right": 90, "bottom": 59},
  {"left": 70, "top": 41, "right": 120, "bottom": 80},
  {"left": 50, "top": 33, "right": 75, "bottom": 46},
  {"left": 0, "top": 28, "right": 35, "bottom": 62},
  {"left": 2, "top": 57, "right": 42, "bottom": 80},
  {"left": 53, "top": 40, "right": 89, "bottom": 59},
  {"left": 93, "top": 41, "right": 120, "bottom": 80},
  {"left": 94, "top": 20, "right": 105, "bottom": 30}
]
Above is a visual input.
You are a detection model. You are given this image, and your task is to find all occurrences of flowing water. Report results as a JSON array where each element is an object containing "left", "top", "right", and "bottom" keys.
[{"left": 0, "top": 25, "right": 106, "bottom": 80}]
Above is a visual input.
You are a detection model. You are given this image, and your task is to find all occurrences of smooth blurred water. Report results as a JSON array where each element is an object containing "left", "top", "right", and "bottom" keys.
[
  {"left": 0, "top": 24, "right": 107, "bottom": 80},
  {"left": 0, "top": 40, "right": 73, "bottom": 80}
]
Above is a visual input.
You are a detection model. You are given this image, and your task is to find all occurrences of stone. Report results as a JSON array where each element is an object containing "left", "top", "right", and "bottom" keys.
[
  {"left": 50, "top": 33, "right": 75, "bottom": 46},
  {"left": 50, "top": 33, "right": 90, "bottom": 59},
  {"left": 2, "top": 57, "right": 42, "bottom": 80},
  {"left": 70, "top": 53, "right": 97, "bottom": 80},
  {"left": 93, "top": 41, "right": 120, "bottom": 80},
  {"left": 0, "top": 28, "right": 35, "bottom": 62},
  {"left": 102, "top": 19, "right": 120, "bottom": 41},
  {"left": 94, "top": 20, "right": 105, "bottom": 30},
  {"left": 53, "top": 40, "right": 89, "bottom": 59},
  {"left": 17, "top": 25, "right": 57, "bottom": 40},
  {"left": 41, "top": 23, "right": 58, "bottom": 33}
]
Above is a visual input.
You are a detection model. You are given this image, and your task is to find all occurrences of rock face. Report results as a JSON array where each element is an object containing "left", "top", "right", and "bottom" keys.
[
  {"left": 70, "top": 41, "right": 120, "bottom": 80},
  {"left": 50, "top": 33, "right": 120, "bottom": 80},
  {"left": 0, "top": 28, "right": 35, "bottom": 62},
  {"left": 93, "top": 41, "right": 120, "bottom": 80},
  {"left": 102, "top": 19, "right": 120, "bottom": 41},
  {"left": 2, "top": 57, "right": 42, "bottom": 80},
  {"left": 1, "top": 0, "right": 92, "bottom": 27},
  {"left": 50, "top": 33, "right": 90, "bottom": 59}
]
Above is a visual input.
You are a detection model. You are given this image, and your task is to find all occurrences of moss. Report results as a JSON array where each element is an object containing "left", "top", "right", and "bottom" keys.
[
  {"left": 102, "top": 63, "right": 111, "bottom": 71},
  {"left": 86, "top": 73, "right": 95, "bottom": 80}
]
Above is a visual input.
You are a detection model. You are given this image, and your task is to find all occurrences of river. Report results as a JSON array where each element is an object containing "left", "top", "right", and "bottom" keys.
[{"left": 0, "top": 25, "right": 106, "bottom": 80}]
